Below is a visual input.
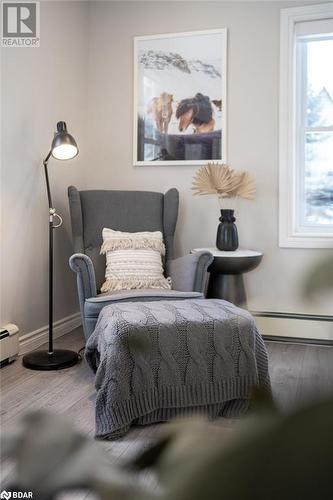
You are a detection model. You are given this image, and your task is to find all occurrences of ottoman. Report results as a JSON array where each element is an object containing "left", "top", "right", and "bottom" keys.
[{"left": 85, "top": 299, "right": 271, "bottom": 439}]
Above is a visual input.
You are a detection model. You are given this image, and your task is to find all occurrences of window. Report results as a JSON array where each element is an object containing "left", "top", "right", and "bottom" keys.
[{"left": 279, "top": 4, "right": 333, "bottom": 248}]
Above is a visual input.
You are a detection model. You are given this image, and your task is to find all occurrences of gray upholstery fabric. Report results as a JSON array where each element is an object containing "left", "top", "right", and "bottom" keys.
[
  {"left": 163, "top": 188, "right": 179, "bottom": 261},
  {"left": 85, "top": 290, "right": 204, "bottom": 324},
  {"left": 68, "top": 186, "right": 84, "bottom": 253},
  {"left": 87, "top": 289, "right": 203, "bottom": 302},
  {"left": 69, "top": 187, "right": 171, "bottom": 291},
  {"left": 68, "top": 187, "right": 213, "bottom": 341},
  {"left": 168, "top": 252, "right": 214, "bottom": 292},
  {"left": 69, "top": 254, "right": 97, "bottom": 338}
]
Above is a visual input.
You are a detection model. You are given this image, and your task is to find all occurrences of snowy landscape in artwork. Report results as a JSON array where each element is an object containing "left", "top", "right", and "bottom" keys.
[{"left": 133, "top": 29, "right": 227, "bottom": 165}]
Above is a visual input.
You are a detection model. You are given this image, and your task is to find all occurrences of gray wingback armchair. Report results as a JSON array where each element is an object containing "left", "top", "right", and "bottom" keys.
[{"left": 68, "top": 186, "right": 213, "bottom": 340}]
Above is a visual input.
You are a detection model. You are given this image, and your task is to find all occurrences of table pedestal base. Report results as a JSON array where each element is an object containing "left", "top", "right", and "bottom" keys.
[{"left": 207, "top": 273, "right": 247, "bottom": 308}]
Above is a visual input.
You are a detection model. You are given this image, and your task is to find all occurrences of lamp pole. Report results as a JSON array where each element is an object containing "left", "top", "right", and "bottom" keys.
[{"left": 43, "top": 152, "right": 62, "bottom": 355}]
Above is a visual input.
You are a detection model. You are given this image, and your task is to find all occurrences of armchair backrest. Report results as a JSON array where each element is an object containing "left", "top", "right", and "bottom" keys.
[{"left": 68, "top": 186, "right": 179, "bottom": 291}]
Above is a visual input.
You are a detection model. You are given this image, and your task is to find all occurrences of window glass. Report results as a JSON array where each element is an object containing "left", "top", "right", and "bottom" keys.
[{"left": 296, "top": 37, "right": 333, "bottom": 231}]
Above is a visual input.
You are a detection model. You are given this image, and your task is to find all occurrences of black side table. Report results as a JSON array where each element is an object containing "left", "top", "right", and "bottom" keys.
[{"left": 192, "top": 248, "right": 263, "bottom": 308}]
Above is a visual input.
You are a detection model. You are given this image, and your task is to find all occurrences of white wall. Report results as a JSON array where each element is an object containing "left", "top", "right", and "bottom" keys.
[
  {"left": 1, "top": 1, "right": 89, "bottom": 335},
  {"left": 1, "top": 1, "right": 332, "bottom": 340},
  {"left": 85, "top": 0, "right": 332, "bottom": 317}
]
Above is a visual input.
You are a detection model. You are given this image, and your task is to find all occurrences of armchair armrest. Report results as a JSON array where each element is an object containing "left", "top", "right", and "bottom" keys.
[
  {"left": 69, "top": 253, "right": 97, "bottom": 302},
  {"left": 168, "top": 251, "right": 213, "bottom": 293}
]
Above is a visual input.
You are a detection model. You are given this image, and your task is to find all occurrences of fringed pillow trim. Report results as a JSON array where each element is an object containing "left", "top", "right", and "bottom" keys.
[
  {"left": 101, "top": 276, "right": 172, "bottom": 293},
  {"left": 101, "top": 229, "right": 165, "bottom": 256}
]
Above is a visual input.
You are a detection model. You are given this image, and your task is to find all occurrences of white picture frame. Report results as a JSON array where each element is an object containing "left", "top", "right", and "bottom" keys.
[{"left": 133, "top": 29, "right": 227, "bottom": 166}]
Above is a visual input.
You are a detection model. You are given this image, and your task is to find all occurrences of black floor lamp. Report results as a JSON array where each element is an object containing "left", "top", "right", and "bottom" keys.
[{"left": 22, "top": 122, "right": 79, "bottom": 370}]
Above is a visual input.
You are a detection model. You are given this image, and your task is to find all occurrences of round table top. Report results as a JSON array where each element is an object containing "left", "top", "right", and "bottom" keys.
[{"left": 192, "top": 248, "right": 263, "bottom": 258}]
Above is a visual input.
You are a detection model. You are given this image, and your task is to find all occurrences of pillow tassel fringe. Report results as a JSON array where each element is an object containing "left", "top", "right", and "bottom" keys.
[
  {"left": 101, "top": 238, "right": 166, "bottom": 256},
  {"left": 101, "top": 276, "right": 172, "bottom": 293}
]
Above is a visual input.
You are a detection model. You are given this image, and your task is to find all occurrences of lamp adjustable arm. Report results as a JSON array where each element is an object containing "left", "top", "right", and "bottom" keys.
[
  {"left": 43, "top": 151, "right": 53, "bottom": 209},
  {"left": 43, "top": 152, "right": 63, "bottom": 228}
]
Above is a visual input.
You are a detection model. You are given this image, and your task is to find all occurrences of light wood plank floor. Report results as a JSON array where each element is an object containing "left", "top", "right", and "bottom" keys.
[{"left": 1, "top": 328, "right": 333, "bottom": 491}]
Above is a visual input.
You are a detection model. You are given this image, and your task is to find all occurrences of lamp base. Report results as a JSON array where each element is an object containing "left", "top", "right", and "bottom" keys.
[{"left": 22, "top": 349, "right": 79, "bottom": 371}]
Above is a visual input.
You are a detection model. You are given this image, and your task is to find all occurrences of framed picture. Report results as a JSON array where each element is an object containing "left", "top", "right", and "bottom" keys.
[{"left": 133, "top": 29, "right": 227, "bottom": 166}]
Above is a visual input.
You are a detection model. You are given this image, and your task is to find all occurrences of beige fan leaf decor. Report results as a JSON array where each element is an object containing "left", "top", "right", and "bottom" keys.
[
  {"left": 231, "top": 171, "right": 256, "bottom": 200},
  {"left": 192, "top": 163, "right": 256, "bottom": 251},
  {"left": 192, "top": 163, "right": 237, "bottom": 199},
  {"left": 192, "top": 162, "right": 256, "bottom": 206}
]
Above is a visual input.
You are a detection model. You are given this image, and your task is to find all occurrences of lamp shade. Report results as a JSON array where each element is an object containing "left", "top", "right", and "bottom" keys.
[{"left": 51, "top": 121, "right": 78, "bottom": 160}]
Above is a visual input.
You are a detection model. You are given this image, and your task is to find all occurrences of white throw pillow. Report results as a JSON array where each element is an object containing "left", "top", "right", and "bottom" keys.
[{"left": 100, "top": 228, "right": 172, "bottom": 292}]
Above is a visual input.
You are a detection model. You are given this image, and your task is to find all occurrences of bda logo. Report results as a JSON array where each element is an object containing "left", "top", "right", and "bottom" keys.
[
  {"left": 0, "top": 493, "right": 32, "bottom": 499},
  {"left": 0, "top": 491, "right": 11, "bottom": 500}
]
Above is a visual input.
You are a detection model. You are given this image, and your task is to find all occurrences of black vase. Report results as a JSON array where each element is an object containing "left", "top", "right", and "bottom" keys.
[{"left": 216, "top": 209, "right": 239, "bottom": 251}]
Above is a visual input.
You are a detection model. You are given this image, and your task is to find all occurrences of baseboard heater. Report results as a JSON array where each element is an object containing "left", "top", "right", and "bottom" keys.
[
  {"left": 252, "top": 311, "right": 333, "bottom": 346},
  {"left": 0, "top": 323, "right": 19, "bottom": 367}
]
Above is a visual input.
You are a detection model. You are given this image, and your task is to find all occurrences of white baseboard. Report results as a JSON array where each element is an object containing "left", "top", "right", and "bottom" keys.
[
  {"left": 254, "top": 315, "right": 333, "bottom": 343},
  {"left": 19, "top": 312, "right": 82, "bottom": 355}
]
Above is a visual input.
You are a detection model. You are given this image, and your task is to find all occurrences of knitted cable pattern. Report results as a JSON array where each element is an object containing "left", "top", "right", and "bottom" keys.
[{"left": 85, "top": 299, "right": 271, "bottom": 439}]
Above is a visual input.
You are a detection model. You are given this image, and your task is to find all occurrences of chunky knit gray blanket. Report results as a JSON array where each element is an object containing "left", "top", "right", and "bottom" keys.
[{"left": 85, "top": 299, "right": 271, "bottom": 439}]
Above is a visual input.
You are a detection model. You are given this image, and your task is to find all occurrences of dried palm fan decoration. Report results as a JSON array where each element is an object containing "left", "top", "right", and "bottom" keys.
[{"left": 192, "top": 162, "right": 256, "bottom": 207}]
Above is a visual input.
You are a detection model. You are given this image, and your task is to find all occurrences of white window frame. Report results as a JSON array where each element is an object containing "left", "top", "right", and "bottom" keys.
[{"left": 279, "top": 3, "right": 333, "bottom": 248}]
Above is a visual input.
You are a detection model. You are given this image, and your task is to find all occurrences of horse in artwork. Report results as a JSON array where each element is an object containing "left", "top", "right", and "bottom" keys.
[
  {"left": 176, "top": 93, "right": 215, "bottom": 133},
  {"left": 147, "top": 92, "right": 174, "bottom": 134}
]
